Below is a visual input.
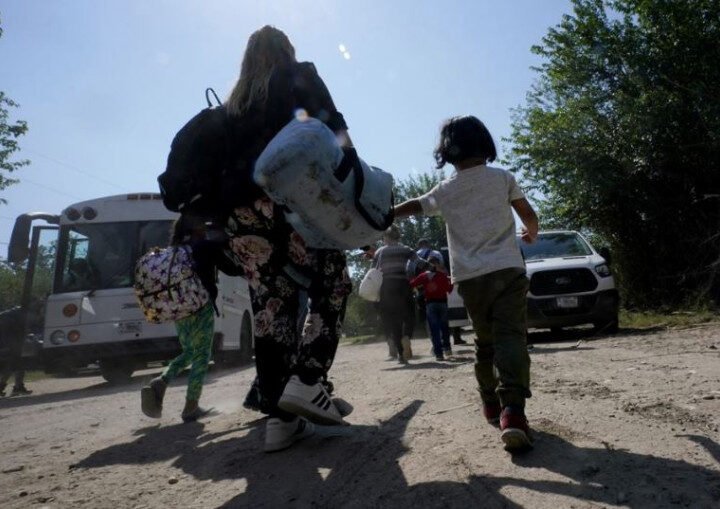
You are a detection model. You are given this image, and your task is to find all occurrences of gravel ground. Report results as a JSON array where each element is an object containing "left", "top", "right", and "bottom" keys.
[{"left": 1, "top": 325, "right": 719, "bottom": 508}]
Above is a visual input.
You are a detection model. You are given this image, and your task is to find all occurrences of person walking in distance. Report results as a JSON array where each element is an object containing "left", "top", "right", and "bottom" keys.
[
  {"left": 394, "top": 115, "right": 539, "bottom": 451},
  {"left": 410, "top": 255, "right": 453, "bottom": 360},
  {"left": 373, "top": 227, "right": 426, "bottom": 364}
]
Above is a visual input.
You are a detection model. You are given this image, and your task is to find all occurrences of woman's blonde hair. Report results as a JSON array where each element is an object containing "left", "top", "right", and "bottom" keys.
[{"left": 226, "top": 26, "right": 296, "bottom": 117}]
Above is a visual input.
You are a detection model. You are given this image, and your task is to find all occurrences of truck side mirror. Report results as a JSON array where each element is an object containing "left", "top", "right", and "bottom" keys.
[{"left": 599, "top": 247, "right": 612, "bottom": 266}]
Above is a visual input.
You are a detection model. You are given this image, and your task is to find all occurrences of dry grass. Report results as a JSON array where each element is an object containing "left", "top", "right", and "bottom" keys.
[{"left": 620, "top": 308, "right": 719, "bottom": 330}]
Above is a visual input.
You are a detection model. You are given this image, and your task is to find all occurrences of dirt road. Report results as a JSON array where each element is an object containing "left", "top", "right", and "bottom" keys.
[{"left": 1, "top": 325, "right": 719, "bottom": 508}]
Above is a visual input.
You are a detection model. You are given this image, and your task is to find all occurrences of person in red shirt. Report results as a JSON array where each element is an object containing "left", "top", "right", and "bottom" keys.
[{"left": 410, "top": 255, "right": 454, "bottom": 360}]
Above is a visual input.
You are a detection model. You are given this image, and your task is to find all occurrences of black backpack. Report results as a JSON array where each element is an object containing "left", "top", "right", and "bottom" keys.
[{"left": 158, "top": 89, "right": 229, "bottom": 214}]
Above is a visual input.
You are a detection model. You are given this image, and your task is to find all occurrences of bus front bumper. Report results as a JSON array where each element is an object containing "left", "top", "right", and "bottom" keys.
[{"left": 42, "top": 337, "right": 181, "bottom": 370}]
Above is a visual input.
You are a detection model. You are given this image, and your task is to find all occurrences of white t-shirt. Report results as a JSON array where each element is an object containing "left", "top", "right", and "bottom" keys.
[{"left": 418, "top": 165, "right": 525, "bottom": 283}]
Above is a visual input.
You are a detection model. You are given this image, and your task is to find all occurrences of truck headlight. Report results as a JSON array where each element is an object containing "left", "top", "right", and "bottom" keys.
[
  {"left": 595, "top": 263, "right": 612, "bottom": 278},
  {"left": 50, "top": 330, "right": 66, "bottom": 345}
]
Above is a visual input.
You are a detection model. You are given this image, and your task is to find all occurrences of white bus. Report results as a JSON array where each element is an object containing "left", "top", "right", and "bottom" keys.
[{"left": 8, "top": 193, "right": 254, "bottom": 383}]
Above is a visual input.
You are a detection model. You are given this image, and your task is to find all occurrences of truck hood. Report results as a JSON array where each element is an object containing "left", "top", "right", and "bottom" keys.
[{"left": 524, "top": 254, "right": 606, "bottom": 275}]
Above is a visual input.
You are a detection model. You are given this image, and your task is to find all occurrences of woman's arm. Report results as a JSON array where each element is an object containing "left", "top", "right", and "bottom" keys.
[{"left": 394, "top": 199, "right": 423, "bottom": 218}]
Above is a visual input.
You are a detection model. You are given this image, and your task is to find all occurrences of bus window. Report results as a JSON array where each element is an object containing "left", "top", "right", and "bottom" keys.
[
  {"left": 138, "top": 221, "right": 172, "bottom": 254},
  {"left": 57, "top": 220, "right": 174, "bottom": 293},
  {"left": 58, "top": 223, "right": 135, "bottom": 292}
]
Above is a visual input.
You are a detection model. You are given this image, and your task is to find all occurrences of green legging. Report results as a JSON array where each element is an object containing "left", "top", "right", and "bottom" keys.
[{"left": 162, "top": 303, "right": 215, "bottom": 401}]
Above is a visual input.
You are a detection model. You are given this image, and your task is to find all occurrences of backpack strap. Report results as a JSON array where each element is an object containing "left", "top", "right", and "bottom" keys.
[
  {"left": 333, "top": 148, "right": 356, "bottom": 182},
  {"left": 334, "top": 148, "right": 395, "bottom": 231},
  {"left": 205, "top": 88, "right": 222, "bottom": 108},
  {"left": 352, "top": 159, "right": 395, "bottom": 231},
  {"left": 167, "top": 247, "right": 180, "bottom": 301}
]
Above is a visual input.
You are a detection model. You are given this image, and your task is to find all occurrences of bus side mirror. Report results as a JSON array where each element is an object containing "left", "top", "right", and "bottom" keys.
[
  {"left": 8, "top": 213, "right": 60, "bottom": 264},
  {"left": 599, "top": 247, "right": 612, "bottom": 266}
]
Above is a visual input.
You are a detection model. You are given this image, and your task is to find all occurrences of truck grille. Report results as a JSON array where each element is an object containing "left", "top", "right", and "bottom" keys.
[{"left": 529, "top": 268, "right": 598, "bottom": 296}]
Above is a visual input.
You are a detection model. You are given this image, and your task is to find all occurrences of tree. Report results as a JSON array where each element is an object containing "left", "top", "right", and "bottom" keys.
[
  {"left": 507, "top": 0, "right": 720, "bottom": 307},
  {"left": 392, "top": 171, "right": 448, "bottom": 251},
  {"left": 0, "top": 244, "right": 55, "bottom": 311},
  {"left": 0, "top": 23, "right": 30, "bottom": 203},
  {"left": 0, "top": 261, "right": 25, "bottom": 310}
]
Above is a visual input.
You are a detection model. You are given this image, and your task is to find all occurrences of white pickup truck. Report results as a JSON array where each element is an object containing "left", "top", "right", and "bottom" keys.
[{"left": 520, "top": 230, "right": 619, "bottom": 332}]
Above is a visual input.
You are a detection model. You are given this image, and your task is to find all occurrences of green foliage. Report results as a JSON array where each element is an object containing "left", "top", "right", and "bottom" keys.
[
  {"left": 507, "top": 0, "right": 720, "bottom": 308},
  {"left": 392, "top": 171, "right": 448, "bottom": 251},
  {"left": 0, "top": 244, "right": 55, "bottom": 312},
  {"left": 0, "top": 262, "right": 24, "bottom": 310},
  {"left": 342, "top": 293, "right": 380, "bottom": 337},
  {"left": 0, "top": 23, "right": 30, "bottom": 203}
]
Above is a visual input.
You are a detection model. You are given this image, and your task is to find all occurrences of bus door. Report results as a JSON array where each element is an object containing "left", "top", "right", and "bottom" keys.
[{"left": 20, "top": 225, "right": 59, "bottom": 356}]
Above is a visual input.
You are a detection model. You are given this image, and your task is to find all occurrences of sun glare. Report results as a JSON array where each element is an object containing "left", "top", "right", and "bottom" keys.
[{"left": 338, "top": 43, "right": 351, "bottom": 60}]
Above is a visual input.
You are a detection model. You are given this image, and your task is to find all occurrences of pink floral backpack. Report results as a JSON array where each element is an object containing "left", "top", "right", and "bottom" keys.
[{"left": 134, "top": 246, "right": 209, "bottom": 324}]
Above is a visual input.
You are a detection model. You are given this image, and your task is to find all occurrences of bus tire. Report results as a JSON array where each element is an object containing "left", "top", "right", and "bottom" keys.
[
  {"left": 239, "top": 312, "right": 254, "bottom": 364},
  {"left": 99, "top": 358, "right": 134, "bottom": 384}
]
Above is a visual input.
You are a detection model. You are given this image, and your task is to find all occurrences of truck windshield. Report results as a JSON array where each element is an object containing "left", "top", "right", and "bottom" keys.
[
  {"left": 56, "top": 221, "right": 172, "bottom": 292},
  {"left": 519, "top": 232, "right": 593, "bottom": 260}
]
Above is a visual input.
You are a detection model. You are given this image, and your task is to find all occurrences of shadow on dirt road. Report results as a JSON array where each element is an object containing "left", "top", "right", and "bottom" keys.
[
  {"left": 73, "top": 398, "right": 720, "bottom": 508},
  {"left": 504, "top": 426, "right": 720, "bottom": 507}
]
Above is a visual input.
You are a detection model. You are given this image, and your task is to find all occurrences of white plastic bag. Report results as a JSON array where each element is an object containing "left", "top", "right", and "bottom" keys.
[{"left": 358, "top": 268, "right": 383, "bottom": 302}]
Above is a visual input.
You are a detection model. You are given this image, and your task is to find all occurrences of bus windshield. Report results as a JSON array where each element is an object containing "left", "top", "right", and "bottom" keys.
[
  {"left": 56, "top": 220, "right": 172, "bottom": 292},
  {"left": 519, "top": 232, "right": 593, "bottom": 261}
]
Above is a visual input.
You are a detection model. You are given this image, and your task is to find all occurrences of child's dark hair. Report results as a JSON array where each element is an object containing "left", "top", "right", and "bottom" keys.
[{"left": 433, "top": 115, "right": 497, "bottom": 168}]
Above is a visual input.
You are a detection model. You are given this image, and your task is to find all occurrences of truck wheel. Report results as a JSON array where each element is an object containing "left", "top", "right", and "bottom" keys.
[
  {"left": 239, "top": 312, "right": 254, "bottom": 364},
  {"left": 99, "top": 358, "right": 134, "bottom": 384}
]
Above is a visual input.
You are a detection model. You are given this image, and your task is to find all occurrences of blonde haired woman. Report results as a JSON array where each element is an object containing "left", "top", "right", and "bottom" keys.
[{"left": 222, "top": 26, "right": 352, "bottom": 452}]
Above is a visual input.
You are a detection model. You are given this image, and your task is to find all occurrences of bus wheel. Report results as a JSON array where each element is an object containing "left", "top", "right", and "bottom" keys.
[
  {"left": 99, "top": 358, "right": 134, "bottom": 384},
  {"left": 239, "top": 312, "right": 254, "bottom": 364}
]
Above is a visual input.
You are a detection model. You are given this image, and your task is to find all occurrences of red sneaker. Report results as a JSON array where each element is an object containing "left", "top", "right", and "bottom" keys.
[
  {"left": 482, "top": 401, "right": 502, "bottom": 425},
  {"left": 499, "top": 407, "right": 533, "bottom": 451}
]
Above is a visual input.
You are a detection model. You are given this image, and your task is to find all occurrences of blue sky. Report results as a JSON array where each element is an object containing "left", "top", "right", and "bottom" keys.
[{"left": 0, "top": 0, "right": 573, "bottom": 250}]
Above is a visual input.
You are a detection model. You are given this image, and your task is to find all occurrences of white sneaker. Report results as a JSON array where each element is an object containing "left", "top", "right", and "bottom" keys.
[
  {"left": 264, "top": 417, "right": 315, "bottom": 453},
  {"left": 278, "top": 375, "right": 348, "bottom": 426}
]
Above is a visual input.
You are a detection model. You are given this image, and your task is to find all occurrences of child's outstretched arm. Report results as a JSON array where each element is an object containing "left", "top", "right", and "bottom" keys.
[
  {"left": 394, "top": 199, "right": 423, "bottom": 218},
  {"left": 512, "top": 198, "right": 539, "bottom": 244}
]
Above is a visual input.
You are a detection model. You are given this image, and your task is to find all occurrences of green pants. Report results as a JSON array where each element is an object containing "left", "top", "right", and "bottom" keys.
[
  {"left": 163, "top": 303, "right": 215, "bottom": 401},
  {"left": 457, "top": 267, "right": 531, "bottom": 408}
]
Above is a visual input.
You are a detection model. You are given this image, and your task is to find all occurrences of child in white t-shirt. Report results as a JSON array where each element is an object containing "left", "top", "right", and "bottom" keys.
[{"left": 394, "top": 115, "right": 539, "bottom": 452}]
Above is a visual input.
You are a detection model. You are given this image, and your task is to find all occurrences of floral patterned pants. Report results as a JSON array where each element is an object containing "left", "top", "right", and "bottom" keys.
[{"left": 225, "top": 198, "right": 351, "bottom": 416}]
